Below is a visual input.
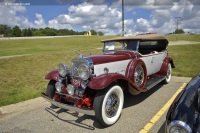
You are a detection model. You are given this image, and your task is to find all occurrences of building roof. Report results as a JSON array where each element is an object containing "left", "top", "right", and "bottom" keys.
[{"left": 101, "top": 34, "right": 168, "bottom": 42}]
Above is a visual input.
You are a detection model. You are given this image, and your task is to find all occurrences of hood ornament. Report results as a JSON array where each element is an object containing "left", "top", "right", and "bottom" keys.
[{"left": 74, "top": 50, "right": 83, "bottom": 58}]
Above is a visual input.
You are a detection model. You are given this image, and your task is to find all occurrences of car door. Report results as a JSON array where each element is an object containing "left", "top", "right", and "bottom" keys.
[{"left": 141, "top": 52, "right": 167, "bottom": 76}]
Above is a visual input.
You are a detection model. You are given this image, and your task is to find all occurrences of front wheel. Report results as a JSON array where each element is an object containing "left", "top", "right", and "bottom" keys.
[
  {"left": 162, "top": 63, "right": 172, "bottom": 84},
  {"left": 45, "top": 80, "right": 58, "bottom": 108},
  {"left": 93, "top": 84, "right": 124, "bottom": 127}
]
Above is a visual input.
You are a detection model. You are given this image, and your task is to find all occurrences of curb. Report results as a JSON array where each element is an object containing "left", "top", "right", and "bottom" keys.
[{"left": 0, "top": 97, "right": 48, "bottom": 115}]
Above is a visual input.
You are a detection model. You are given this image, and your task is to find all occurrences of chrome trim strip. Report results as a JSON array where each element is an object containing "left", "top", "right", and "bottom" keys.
[{"left": 41, "top": 93, "right": 95, "bottom": 116}]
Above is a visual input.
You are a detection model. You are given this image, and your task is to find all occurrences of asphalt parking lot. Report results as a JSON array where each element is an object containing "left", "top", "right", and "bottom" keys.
[{"left": 0, "top": 76, "right": 191, "bottom": 133}]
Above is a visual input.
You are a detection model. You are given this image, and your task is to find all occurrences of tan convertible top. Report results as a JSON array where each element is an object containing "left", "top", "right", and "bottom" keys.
[{"left": 101, "top": 34, "right": 168, "bottom": 42}]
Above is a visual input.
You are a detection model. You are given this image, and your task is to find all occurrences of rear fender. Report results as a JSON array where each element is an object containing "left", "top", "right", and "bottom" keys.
[
  {"left": 45, "top": 70, "right": 59, "bottom": 81},
  {"left": 159, "top": 57, "right": 175, "bottom": 75},
  {"left": 88, "top": 73, "right": 128, "bottom": 90}
]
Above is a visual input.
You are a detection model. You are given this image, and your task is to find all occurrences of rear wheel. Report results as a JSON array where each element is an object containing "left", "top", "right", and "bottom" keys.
[
  {"left": 93, "top": 84, "right": 124, "bottom": 127},
  {"left": 133, "top": 62, "right": 147, "bottom": 89},
  {"left": 162, "top": 63, "right": 172, "bottom": 84}
]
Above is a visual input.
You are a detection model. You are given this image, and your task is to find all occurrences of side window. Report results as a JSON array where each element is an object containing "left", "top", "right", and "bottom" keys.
[
  {"left": 125, "top": 41, "right": 138, "bottom": 51},
  {"left": 139, "top": 41, "right": 159, "bottom": 55}
]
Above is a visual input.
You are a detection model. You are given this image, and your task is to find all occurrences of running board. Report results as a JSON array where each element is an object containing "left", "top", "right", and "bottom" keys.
[{"left": 145, "top": 76, "right": 166, "bottom": 90}]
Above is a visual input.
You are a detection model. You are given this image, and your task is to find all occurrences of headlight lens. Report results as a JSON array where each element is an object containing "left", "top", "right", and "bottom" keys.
[
  {"left": 67, "top": 84, "right": 75, "bottom": 95},
  {"left": 55, "top": 82, "right": 63, "bottom": 93},
  {"left": 58, "top": 63, "right": 69, "bottom": 77},
  {"left": 78, "top": 64, "right": 89, "bottom": 80},
  {"left": 167, "top": 120, "right": 192, "bottom": 133}
]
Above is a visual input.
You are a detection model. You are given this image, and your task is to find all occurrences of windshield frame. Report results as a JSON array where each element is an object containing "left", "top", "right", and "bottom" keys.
[{"left": 102, "top": 40, "right": 140, "bottom": 53}]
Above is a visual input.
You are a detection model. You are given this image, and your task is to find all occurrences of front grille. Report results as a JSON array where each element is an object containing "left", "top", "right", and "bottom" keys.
[{"left": 71, "top": 58, "right": 89, "bottom": 78}]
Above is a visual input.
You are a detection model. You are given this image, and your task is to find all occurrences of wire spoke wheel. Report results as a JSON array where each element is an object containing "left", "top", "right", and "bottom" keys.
[
  {"left": 93, "top": 84, "right": 124, "bottom": 127},
  {"left": 105, "top": 93, "right": 120, "bottom": 118},
  {"left": 134, "top": 65, "right": 144, "bottom": 86}
]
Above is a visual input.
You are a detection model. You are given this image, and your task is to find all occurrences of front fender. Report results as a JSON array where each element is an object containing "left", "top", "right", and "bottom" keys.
[
  {"left": 45, "top": 70, "right": 59, "bottom": 81},
  {"left": 88, "top": 73, "right": 128, "bottom": 90}
]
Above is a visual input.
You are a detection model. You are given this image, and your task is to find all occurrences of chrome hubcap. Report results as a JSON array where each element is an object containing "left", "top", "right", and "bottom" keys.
[
  {"left": 134, "top": 65, "right": 144, "bottom": 86},
  {"left": 105, "top": 93, "right": 119, "bottom": 118}
]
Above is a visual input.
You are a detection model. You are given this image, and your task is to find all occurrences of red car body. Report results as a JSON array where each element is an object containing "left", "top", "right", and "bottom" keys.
[{"left": 42, "top": 34, "right": 174, "bottom": 127}]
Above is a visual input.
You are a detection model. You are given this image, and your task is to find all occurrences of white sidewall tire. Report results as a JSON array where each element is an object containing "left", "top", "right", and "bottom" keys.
[
  {"left": 101, "top": 85, "right": 124, "bottom": 125},
  {"left": 164, "top": 63, "right": 172, "bottom": 84}
]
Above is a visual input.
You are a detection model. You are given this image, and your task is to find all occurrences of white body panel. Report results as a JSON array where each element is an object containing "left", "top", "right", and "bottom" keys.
[
  {"left": 94, "top": 59, "right": 131, "bottom": 76},
  {"left": 141, "top": 52, "right": 167, "bottom": 76}
]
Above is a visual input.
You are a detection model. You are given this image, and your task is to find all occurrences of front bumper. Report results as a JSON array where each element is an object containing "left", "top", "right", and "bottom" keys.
[{"left": 41, "top": 93, "right": 95, "bottom": 116}]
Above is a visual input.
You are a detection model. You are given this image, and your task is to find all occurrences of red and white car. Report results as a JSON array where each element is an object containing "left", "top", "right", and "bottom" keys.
[{"left": 42, "top": 34, "right": 174, "bottom": 127}]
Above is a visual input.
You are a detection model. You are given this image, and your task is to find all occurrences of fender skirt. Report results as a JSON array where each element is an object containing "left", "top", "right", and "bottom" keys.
[
  {"left": 45, "top": 70, "right": 59, "bottom": 81},
  {"left": 88, "top": 73, "right": 128, "bottom": 90}
]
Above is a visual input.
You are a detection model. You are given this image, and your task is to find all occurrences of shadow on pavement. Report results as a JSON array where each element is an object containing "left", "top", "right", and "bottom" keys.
[
  {"left": 157, "top": 121, "right": 166, "bottom": 133},
  {"left": 45, "top": 107, "right": 96, "bottom": 130},
  {"left": 44, "top": 83, "right": 164, "bottom": 130},
  {"left": 123, "top": 83, "right": 164, "bottom": 108}
]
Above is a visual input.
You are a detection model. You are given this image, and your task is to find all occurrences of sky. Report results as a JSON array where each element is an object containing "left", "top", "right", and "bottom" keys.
[{"left": 0, "top": 0, "right": 200, "bottom": 35}]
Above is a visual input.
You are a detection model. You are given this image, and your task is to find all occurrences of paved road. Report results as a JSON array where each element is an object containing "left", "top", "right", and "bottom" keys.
[{"left": 0, "top": 76, "right": 191, "bottom": 133}]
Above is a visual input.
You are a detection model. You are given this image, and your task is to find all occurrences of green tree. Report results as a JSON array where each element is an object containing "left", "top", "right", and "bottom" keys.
[
  {"left": 0, "top": 24, "right": 12, "bottom": 37},
  {"left": 12, "top": 25, "right": 21, "bottom": 37},
  {"left": 98, "top": 31, "right": 104, "bottom": 36},
  {"left": 90, "top": 30, "right": 97, "bottom": 35},
  {"left": 33, "top": 30, "right": 45, "bottom": 36},
  {"left": 22, "top": 28, "right": 28, "bottom": 36},
  {"left": 27, "top": 28, "right": 32, "bottom": 36},
  {"left": 174, "top": 29, "right": 185, "bottom": 34}
]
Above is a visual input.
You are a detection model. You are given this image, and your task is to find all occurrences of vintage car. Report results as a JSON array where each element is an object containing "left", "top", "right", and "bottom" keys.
[
  {"left": 42, "top": 34, "right": 174, "bottom": 127},
  {"left": 166, "top": 73, "right": 200, "bottom": 133}
]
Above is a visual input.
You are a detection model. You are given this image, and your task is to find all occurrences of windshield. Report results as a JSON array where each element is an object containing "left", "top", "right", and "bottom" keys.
[{"left": 103, "top": 40, "right": 139, "bottom": 52}]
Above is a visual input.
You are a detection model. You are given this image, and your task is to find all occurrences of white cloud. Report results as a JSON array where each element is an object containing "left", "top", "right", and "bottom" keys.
[
  {"left": 135, "top": 18, "right": 154, "bottom": 33},
  {"left": 48, "top": 2, "right": 123, "bottom": 35},
  {"left": 1, "top": 0, "right": 200, "bottom": 35},
  {"left": 0, "top": 5, "right": 33, "bottom": 28},
  {"left": 34, "top": 13, "right": 46, "bottom": 28},
  {"left": 48, "top": 18, "right": 72, "bottom": 29}
]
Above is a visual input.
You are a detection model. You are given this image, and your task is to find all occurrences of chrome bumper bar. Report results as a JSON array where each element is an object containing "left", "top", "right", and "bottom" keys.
[{"left": 41, "top": 93, "right": 95, "bottom": 116}]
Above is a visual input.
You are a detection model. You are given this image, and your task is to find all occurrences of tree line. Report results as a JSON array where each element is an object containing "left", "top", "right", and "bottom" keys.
[{"left": 0, "top": 24, "right": 104, "bottom": 37}]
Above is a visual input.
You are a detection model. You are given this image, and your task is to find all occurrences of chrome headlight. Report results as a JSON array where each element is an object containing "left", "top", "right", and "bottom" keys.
[
  {"left": 67, "top": 84, "right": 75, "bottom": 95},
  {"left": 78, "top": 64, "right": 90, "bottom": 80},
  {"left": 55, "top": 82, "right": 63, "bottom": 93},
  {"left": 58, "top": 63, "right": 69, "bottom": 77},
  {"left": 167, "top": 120, "right": 192, "bottom": 133}
]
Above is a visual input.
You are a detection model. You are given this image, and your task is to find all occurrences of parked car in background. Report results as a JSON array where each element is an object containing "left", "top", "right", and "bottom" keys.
[
  {"left": 42, "top": 34, "right": 174, "bottom": 127},
  {"left": 166, "top": 73, "right": 200, "bottom": 133}
]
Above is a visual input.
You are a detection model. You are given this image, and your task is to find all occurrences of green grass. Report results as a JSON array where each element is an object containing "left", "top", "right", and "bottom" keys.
[
  {"left": 166, "top": 34, "right": 200, "bottom": 41},
  {"left": 0, "top": 36, "right": 114, "bottom": 56},
  {"left": 168, "top": 44, "right": 200, "bottom": 77},
  {"left": 0, "top": 35, "right": 200, "bottom": 107}
]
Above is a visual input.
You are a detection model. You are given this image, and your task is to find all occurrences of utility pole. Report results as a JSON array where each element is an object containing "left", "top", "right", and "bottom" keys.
[
  {"left": 122, "top": 0, "right": 124, "bottom": 36},
  {"left": 175, "top": 17, "right": 181, "bottom": 31}
]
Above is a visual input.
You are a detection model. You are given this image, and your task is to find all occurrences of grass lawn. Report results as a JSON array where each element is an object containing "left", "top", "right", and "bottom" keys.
[
  {"left": 166, "top": 34, "right": 200, "bottom": 41},
  {"left": 0, "top": 36, "right": 113, "bottom": 56},
  {"left": 0, "top": 35, "right": 200, "bottom": 107}
]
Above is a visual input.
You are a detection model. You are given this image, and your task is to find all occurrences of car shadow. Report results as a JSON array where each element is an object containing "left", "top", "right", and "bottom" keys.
[
  {"left": 123, "top": 83, "right": 164, "bottom": 108},
  {"left": 45, "top": 107, "right": 105, "bottom": 130},
  {"left": 157, "top": 120, "right": 166, "bottom": 133},
  {"left": 44, "top": 83, "right": 164, "bottom": 130}
]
